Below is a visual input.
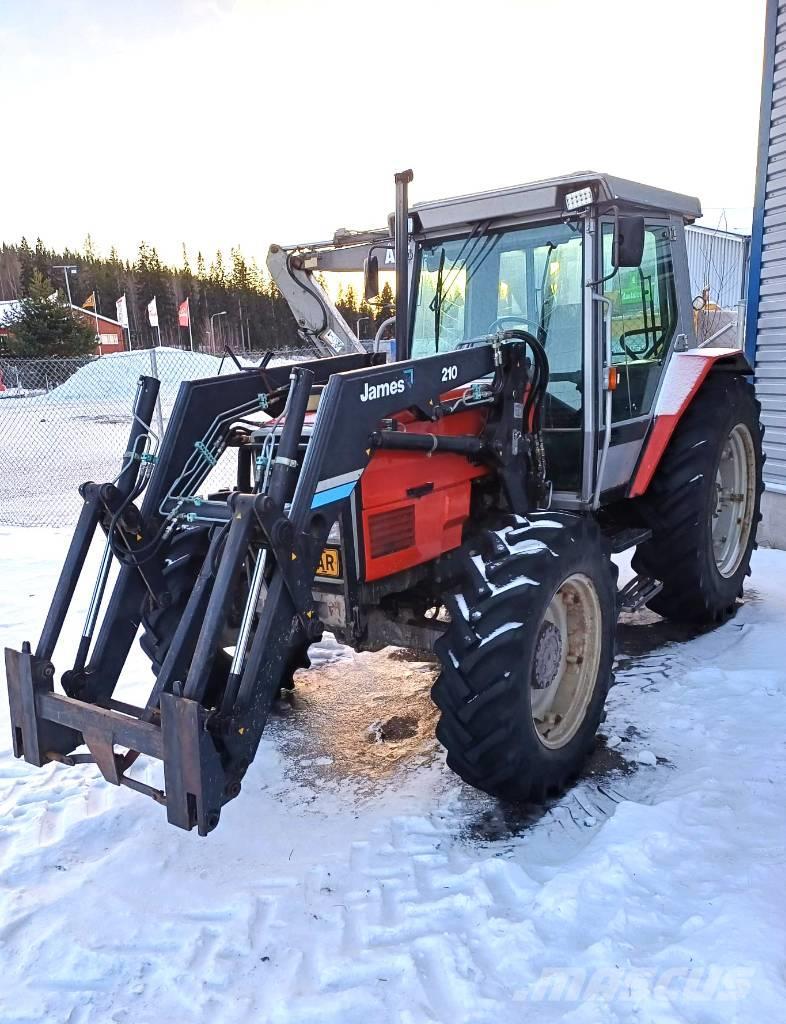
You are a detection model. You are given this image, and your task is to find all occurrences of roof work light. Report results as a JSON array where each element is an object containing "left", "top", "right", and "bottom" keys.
[{"left": 564, "top": 187, "right": 594, "bottom": 211}]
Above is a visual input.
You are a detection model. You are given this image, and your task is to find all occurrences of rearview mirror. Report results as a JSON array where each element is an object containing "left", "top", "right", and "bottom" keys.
[
  {"left": 364, "top": 255, "right": 380, "bottom": 300},
  {"left": 613, "top": 216, "right": 645, "bottom": 268}
]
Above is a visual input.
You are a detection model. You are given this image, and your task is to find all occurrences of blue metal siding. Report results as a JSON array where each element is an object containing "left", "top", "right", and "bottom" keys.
[{"left": 750, "top": 0, "right": 786, "bottom": 489}]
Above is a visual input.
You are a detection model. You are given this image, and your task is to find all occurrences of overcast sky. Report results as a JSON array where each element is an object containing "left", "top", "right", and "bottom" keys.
[{"left": 0, "top": 0, "right": 766, "bottom": 268}]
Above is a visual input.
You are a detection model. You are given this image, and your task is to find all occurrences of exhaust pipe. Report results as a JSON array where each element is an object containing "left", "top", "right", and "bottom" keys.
[{"left": 394, "top": 169, "right": 413, "bottom": 361}]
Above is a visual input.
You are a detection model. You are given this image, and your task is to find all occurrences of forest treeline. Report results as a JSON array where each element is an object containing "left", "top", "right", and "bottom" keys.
[{"left": 0, "top": 236, "right": 394, "bottom": 352}]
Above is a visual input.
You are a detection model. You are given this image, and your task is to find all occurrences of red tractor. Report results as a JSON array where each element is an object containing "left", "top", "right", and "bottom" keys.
[{"left": 5, "top": 171, "right": 763, "bottom": 834}]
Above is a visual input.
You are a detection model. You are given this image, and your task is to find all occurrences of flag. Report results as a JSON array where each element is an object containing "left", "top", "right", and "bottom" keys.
[
  {"left": 83, "top": 292, "right": 96, "bottom": 309},
  {"left": 147, "top": 296, "right": 158, "bottom": 328},
  {"left": 116, "top": 294, "right": 129, "bottom": 328},
  {"left": 178, "top": 298, "right": 190, "bottom": 327}
]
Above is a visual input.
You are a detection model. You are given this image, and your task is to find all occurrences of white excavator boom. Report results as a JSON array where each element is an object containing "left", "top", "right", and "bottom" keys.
[{"left": 266, "top": 231, "right": 391, "bottom": 357}]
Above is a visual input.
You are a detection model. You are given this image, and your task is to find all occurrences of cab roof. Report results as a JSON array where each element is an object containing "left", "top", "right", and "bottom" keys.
[{"left": 410, "top": 171, "right": 702, "bottom": 233}]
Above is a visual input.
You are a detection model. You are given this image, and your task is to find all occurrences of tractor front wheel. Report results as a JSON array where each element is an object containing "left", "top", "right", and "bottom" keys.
[
  {"left": 432, "top": 513, "right": 617, "bottom": 803},
  {"left": 139, "top": 526, "right": 309, "bottom": 702}
]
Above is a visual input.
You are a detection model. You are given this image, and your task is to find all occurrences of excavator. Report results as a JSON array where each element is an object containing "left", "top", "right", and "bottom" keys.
[{"left": 5, "top": 170, "right": 763, "bottom": 834}]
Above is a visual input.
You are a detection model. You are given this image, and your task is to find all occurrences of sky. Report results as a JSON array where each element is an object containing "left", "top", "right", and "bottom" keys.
[{"left": 0, "top": 0, "right": 767, "bottom": 270}]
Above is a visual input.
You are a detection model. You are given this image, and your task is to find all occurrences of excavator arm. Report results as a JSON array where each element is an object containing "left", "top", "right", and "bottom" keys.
[{"left": 266, "top": 228, "right": 392, "bottom": 357}]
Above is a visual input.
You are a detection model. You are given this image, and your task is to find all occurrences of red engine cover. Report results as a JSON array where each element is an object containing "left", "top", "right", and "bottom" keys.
[{"left": 360, "top": 408, "right": 488, "bottom": 581}]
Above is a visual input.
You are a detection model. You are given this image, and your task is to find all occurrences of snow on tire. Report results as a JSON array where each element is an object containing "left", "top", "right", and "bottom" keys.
[{"left": 432, "top": 513, "right": 618, "bottom": 804}]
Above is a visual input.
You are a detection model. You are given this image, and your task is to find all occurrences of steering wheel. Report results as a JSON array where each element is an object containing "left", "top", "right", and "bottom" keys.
[{"left": 619, "top": 328, "right": 657, "bottom": 361}]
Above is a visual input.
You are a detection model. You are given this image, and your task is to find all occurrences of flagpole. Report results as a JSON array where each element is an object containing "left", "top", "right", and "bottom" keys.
[
  {"left": 149, "top": 295, "right": 161, "bottom": 348},
  {"left": 188, "top": 297, "right": 193, "bottom": 351},
  {"left": 117, "top": 293, "right": 130, "bottom": 351}
]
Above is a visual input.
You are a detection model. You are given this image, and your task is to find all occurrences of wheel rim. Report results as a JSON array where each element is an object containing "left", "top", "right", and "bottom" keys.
[
  {"left": 530, "top": 573, "right": 603, "bottom": 749},
  {"left": 712, "top": 423, "right": 757, "bottom": 579}
]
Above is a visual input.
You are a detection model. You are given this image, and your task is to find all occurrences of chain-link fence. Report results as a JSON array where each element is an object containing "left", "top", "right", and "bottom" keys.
[{"left": 0, "top": 345, "right": 316, "bottom": 527}]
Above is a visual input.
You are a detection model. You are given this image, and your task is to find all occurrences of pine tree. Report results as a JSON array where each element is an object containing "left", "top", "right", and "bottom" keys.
[
  {"left": 358, "top": 297, "right": 375, "bottom": 339},
  {"left": 18, "top": 237, "right": 34, "bottom": 295},
  {"left": 377, "top": 281, "right": 395, "bottom": 326},
  {"left": 210, "top": 250, "right": 226, "bottom": 287},
  {"left": 230, "top": 247, "right": 251, "bottom": 292},
  {"left": 0, "top": 244, "right": 20, "bottom": 300},
  {"left": 33, "top": 238, "right": 51, "bottom": 279},
  {"left": 3, "top": 270, "right": 96, "bottom": 356},
  {"left": 193, "top": 251, "right": 209, "bottom": 349}
]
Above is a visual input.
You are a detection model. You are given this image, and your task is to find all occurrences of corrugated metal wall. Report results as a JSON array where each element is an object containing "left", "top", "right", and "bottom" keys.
[
  {"left": 748, "top": 0, "right": 786, "bottom": 491},
  {"left": 685, "top": 226, "right": 749, "bottom": 309}
]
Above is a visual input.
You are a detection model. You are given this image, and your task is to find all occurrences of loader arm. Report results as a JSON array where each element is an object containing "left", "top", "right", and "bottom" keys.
[{"left": 5, "top": 336, "right": 541, "bottom": 836}]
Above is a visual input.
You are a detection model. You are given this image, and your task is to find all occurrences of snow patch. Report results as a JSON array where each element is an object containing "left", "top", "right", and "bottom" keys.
[
  {"left": 470, "top": 553, "right": 539, "bottom": 596},
  {"left": 38, "top": 347, "right": 235, "bottom": 405},
  {"left": 486, "top": 573, "right": 539, "bottom": 596},
  {"left": 478, "top": 620, "right": 524, "bottom": 647},
  {"left": 653, "top": 351, "right": 712, "bottom": 416},
  {"left": 514, "top": 517, "right": 564, "bottom": 531},
  {"left": 505, "top": 538, "right": 556, "bottom": 558}
]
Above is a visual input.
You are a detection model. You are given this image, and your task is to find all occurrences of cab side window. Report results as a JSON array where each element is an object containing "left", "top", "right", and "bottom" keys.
[{"left": 602, "top": 224, "right": 678, "bottom": 420}]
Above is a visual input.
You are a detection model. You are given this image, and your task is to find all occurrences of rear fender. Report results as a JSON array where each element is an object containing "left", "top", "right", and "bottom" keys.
[{"left": 628, "top": 348, "right": 752, "bottom": 498}]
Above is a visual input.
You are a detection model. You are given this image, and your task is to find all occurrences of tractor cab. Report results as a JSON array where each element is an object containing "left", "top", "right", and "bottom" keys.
[{"left": 395, "top": 172, "right": 701, "bottom": 508}]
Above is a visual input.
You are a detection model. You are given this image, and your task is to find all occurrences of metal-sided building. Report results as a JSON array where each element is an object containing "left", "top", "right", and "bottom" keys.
[{"left": 749, "top": 0, "right": 786, "bottom": 545}]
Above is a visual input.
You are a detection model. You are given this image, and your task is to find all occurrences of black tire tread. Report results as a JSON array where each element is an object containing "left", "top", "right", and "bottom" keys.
[
  {"left": 138, "top": 525, "right": 309, "bottom": 693},
  {"left": 632, "top": 372, "right": 764, "bottom": 624},
  {"left": 432, "top": 513, "right": 617, "bottom": 804}
]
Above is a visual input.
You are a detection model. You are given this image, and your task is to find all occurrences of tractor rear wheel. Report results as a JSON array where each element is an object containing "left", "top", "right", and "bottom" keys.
[
  {"left": 632, "top": 372, "right": 763, "bottom": 624},
  {"left": 432, "top": 513, "right": 617, "bottom": 803}
]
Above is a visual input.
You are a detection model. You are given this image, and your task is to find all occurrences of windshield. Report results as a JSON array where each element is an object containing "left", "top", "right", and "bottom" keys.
[{"left": 412, "top": 220, "right": 585, "bottom": 488}]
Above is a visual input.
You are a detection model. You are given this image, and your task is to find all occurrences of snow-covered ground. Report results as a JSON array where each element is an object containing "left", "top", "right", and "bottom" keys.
[{"left": 1, "top": 528, "right": 786, "bottom": 1023}]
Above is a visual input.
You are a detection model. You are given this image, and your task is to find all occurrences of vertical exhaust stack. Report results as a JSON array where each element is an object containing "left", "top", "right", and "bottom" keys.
[{"left": 394, "top": 169, "right": 413, "bottom": 360}]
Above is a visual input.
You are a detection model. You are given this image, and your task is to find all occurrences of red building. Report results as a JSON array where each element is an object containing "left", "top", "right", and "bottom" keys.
[
  {"left": 70, "top": 305, "right": 126, "bottom": 354},
  {"left": 0, "top": 300, "right": 126, "bottom": 356}
]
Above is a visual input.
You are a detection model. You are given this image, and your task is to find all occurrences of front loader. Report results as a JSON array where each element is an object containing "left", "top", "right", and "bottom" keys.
[{"left": 5, "top": 171, "right": 764, "bottom": 834}]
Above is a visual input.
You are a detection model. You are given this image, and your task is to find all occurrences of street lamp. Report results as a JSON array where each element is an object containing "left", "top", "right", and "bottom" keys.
[
  {"left": 210, "top": 310, "right": 227, "bottom": 353},
  {"left": 52, "top": 264, "right": 78, "bottom": 311}
]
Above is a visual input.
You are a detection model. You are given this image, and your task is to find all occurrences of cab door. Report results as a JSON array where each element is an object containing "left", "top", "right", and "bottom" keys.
[{"left": 596, "top": 216, "right": 687, "bottom": 498}]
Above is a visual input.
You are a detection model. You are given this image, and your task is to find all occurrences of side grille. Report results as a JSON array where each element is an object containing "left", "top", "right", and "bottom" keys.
[{"left": 368, "top": 505, "right": 416, "bottom": 558}]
